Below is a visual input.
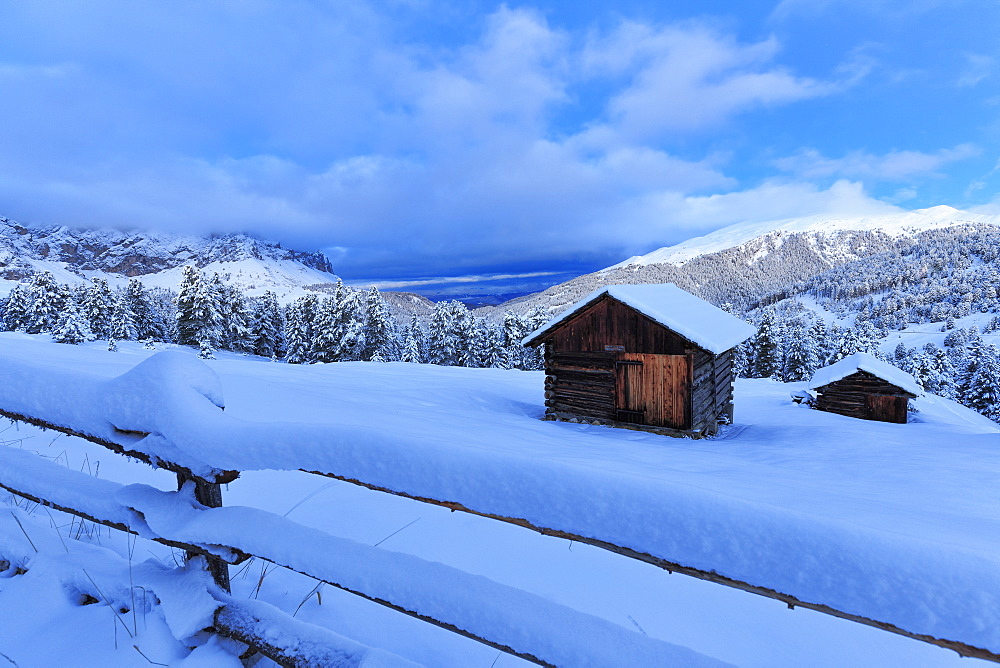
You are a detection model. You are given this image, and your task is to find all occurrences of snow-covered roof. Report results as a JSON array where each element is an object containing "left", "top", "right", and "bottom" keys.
[
  {"left": 808, "top": 352, "right": 923, "bottom": 397},
  {"left": 523, "top": 284, "right": 757, "bottom": 355}
]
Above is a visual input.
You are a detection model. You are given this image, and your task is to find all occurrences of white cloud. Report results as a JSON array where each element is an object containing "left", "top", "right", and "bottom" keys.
[
  {"left": 581, "top": 22, "right": 836, "bottom": 141},
  {"left": 957, "top": 53, "right": 995, "bottom": 87},
  {"left": 774, "top": 144, "right": 980, "bottom": 181}
]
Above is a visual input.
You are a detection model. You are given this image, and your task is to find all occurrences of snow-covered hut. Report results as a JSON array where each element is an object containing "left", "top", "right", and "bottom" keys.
[
  {"left": 807, "top": 352, "right": 921, "bottom": 424},
  {"left": 523, "top": 284, "right": 756, "bottom": 436}
]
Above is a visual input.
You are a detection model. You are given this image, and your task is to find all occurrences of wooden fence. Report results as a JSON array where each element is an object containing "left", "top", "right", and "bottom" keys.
[{"left": 0, "top": 373, "right": 997, "bottom": 665}]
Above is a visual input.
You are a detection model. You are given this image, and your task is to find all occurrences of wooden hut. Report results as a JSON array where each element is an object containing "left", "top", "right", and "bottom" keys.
[
  {"left": 807, "top": 352, "right": 920, "bottom": 423},
  {"left": 523, "top": 284, "right": 756, "bottom": 437}
]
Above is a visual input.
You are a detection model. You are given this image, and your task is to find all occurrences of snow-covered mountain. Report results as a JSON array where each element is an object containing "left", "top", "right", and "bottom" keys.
[
  {"left": 0, "top": 217, "right": 339, "bottom": 301},
  {"left": 501, "top": 206, "right": 1000, "bottom": 318},
  {"left": 610, "top": 205, "right": 1000, "bottom": 269}
]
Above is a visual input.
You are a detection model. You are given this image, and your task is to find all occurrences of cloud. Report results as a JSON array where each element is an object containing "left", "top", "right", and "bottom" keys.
[
  {"left": 957, "top": 53, "right": 995, "bottom": 87},
  {"left": 581, "top": 22, "right": 837, "bottom": 141},
  {"left": 0, "top": 2, "right": 897, "bottom": 280},
  {"left": 773, "top": 144, "right": 980, "bottom": 181}
]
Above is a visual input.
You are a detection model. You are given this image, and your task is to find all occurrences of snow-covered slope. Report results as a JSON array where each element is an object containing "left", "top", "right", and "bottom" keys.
[
  {"left": 0, "top": 217, "right": 339, "bottom": 301},
  {"left": 611, "top": 206, "right": 999, "bottom": 269},
  {"left": 0, "top": 335, "right": 995, "bottom": 666}
]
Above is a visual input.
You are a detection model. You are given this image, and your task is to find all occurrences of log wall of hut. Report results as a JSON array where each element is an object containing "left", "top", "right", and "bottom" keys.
[
  {"left": 814, "top": 371, "right": 914, "bottom": 424},
  {"left": 538, "top": 295, "right": 738, "bottom": 434},
  {"left": 545, "top": 296, "right": 690, "bottom": 355}
]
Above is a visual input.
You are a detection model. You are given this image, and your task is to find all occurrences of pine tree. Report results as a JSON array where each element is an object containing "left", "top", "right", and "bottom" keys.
[
  {"left": 309, "top": 291, "right": 365, "bottom": 363},
  {"left": 807, "top": 318, "right": 830, "bottom": 367},
  {"left": 218, "top": 283, "right": 252, "bottom": 352},
  {"left": 51, "top": 299, "right": 91, "bottom": 345},
  {"left": 198, "top": 340, "right": 216, "bottom": 360},
  {"left": 251, "top": 291, "right": 284, "bottom": 358},
  {"left": 23, "top": 271, "right": 63, "bottom": 334},
  {"left": 781, "top": 320, "right": 820, "bottom": 382},
  {"left": 84, "top": 277, "right": 114, "bottom": 340},
  {"left": 751, "top": 311, "right": 781, "bottom": 378},
  {"left": 956, "top": 339, "right": 985, "bottom": 405},
  {"left": 893, "top": 342, "right": 912, "bottom": 373},
  {"left": 964, "top": 347, "right": 1000, "bottom": 422},
  {"left": 501, "top": 311, "right": 527, "bottom": 369},
  {"left": 400, "top": 316, "right": 424, "bottom": 364},
  {"left": 361, "top": 286, "right": 398, "bottom": 362},
  {"left": 458, "top": 314, "right": 482, "bottom": 368},
  {"left": 284, "top": 294, "right": 318, "bottom": 364},
  {"left": 427, "top": 301, "right": 464, "bottom": 366},
  {"left": 2, "top": 283, "right": 29, "bottom": 331},
  {"left": 477, "top": 320, "right": 508, "bottom": 369},
  {"left": 520, "top": 307, "right": 549, "bottom": 371},
  {"left": 124, "top": 279, "right": 155, "bottom": 339},
  {"left": 110, "top": 292, "right": 137, "bottom": 342},
  {"left": 176, "top": 265, "right": 202, "bottom": 346},
  {"left": 176, "top": 268, "right": 224, "bottom": 349}
]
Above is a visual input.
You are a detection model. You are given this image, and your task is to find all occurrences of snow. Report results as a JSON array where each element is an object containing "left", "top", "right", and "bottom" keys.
[
  {"left": 609, "top": 205, "right": 1000, "bottom": 268},
  {"left": 1, "top": 335, "right": 1000, "bottom": 665},
  {"left": 114, "top": 482, "right": 724, "bottom": 667},
  {"left": 808, "top": 352, "right": 923, "bottom": 396},
  {"left": 0, "top": 219, "right": 340, "bottom": 302},
  {"left": 524, "top": 284, "right": 757, "bottom": 354}
]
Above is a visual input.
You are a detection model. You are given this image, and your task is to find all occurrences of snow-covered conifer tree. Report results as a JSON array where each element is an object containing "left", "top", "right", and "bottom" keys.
[
  {"left": 51, "top": 299, "right": 91, "bottom": 345},
  {"left": 284, "top": 294, "right": 318, "bottom": 364},
  {"left": 110, "top": 292, "right": 137, "bottom": 342},
  {"left": 251, "top": 291, "right": 284, "bottom": 358},
  {"left": 24, "top": 271, "right": 64, "bottom": 334},
  {"left": 361, "top": 286, "right": 398, "bottom": 362},
  {"left": 400, "top": 316, "right": 424, "bottom": 364},
  {"left": 477, "top": 320, "right": 508, "bottom": 369},
  {"left": 750, "top": 311, "right": 781, "bottom": 378},
  {"left": 309, "top": 290, "right": 365, "bottom": 363},
  {"left": 520, "top": 307, "right": 549, "bottom": 370},
  {"left": 176, "top": 266, "right": 202, "bottom": 346},
  {"left": 176, "top": 268, "right": 224, "bottom": 349},
  {"left": 501, "top": 311, "right": 527, "bottom": 369},
  {"left": 807, "top": 318, "right": 830, "bottom": 367},
  {"left": 964, "top": 346, "right": 1000, "bottom": 422},
  {"left": 893, "top": 342, "right": 913, "bottom": 373},
  {"left": 781, "top": 319, "right": 820, "bottom": 382},
  {"left": 2, "top": 283, "right": 29, "bottom": 331},
  {"left": 218, "top": 283, "right": 252, "bottom": 352},
  {"left": 198, "top": 340, "right": 216, "bottom": 360},
  {"left": 84, "top": 277, "right": 114, "bottom": 340},
  {"left": 427, "top": 301, "right": 462, "bottom": 366}
]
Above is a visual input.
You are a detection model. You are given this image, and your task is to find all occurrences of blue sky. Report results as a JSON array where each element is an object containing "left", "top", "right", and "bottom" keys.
[{"left": 0, "top": 1, "right": 997, "bottom": 293}]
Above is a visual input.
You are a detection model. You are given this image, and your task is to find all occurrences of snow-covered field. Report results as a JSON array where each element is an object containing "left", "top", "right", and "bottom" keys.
[{"left": 0, "top": 333, "right": 998, "bottom": 666}]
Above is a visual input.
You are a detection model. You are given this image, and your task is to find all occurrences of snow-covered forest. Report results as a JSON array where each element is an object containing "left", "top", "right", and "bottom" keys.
[
  {"left": 737, "top": 224, "right": 1000, "bottom": 421},
  {"left": 0, "top": 266, "right": 548, "bottom": 370}
]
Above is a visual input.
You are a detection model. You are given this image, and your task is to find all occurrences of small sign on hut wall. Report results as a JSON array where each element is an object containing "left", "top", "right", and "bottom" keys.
[{"left": 604, "top": 345, "right": 625, "bottom": 352}]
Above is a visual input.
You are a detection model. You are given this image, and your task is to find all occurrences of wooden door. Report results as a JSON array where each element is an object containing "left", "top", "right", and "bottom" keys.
[
  {"left": 615, "top": 354, "right": 689, "bottom": 429},
  {"left": 865, "top": 395, "right": 907, "bottom": 424}
]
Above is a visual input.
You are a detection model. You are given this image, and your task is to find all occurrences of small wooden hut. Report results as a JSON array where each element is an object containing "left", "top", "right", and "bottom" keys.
[
  {"left": 807, "top": 352, "right": 920, "bottom": 423},
  {"left": 523, "top": 284, "right": 756, "bottom": 436}
]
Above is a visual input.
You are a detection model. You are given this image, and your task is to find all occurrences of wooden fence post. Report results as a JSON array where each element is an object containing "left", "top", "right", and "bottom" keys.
[{"left": 177, "top": 472, "right": 231, "bottom": 593}]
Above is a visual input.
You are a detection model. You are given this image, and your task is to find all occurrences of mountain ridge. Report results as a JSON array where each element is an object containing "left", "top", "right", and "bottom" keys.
[
  {"left": 497, "top": 206, "right": 1000, "bottom": 319},
  {"left": 608, "top": 206, "right": 1000, "bottom": 269},
  {"left": 0, "top": 217, "right": 338, "bottom": 301}
]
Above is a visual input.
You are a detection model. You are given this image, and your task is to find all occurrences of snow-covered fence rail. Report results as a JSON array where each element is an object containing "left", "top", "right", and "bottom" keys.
[{"left": 1, "top": 350, "right": 999, "bottom": 664}]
